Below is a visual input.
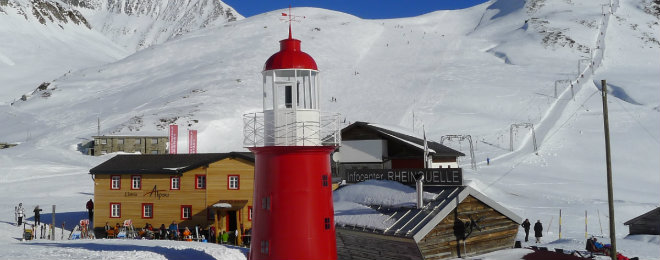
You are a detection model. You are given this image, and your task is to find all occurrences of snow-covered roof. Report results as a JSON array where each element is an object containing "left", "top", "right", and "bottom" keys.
[
  {"left": 333, "top": 180, "right": 522, "bottom": 242},
  {"left": 341, "top": 122, "right": 465, "bottom": 157}
]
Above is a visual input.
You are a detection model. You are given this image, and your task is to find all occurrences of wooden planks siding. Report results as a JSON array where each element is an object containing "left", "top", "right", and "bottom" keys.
[
  {"left": 336, "top": 228, "right": 423, "bottom": 260},
  {"left": 206, "top": 157, "right": 254, "bottom": 232},
  {"left": 418, "top": 195, "right": 519, "bottom": 259},
  {"left": 92, "top": 157, "right": 255, "bottom": 233}
]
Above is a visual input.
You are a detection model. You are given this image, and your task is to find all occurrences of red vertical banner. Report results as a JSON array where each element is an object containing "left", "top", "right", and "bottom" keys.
[
  {"left": 169, "top": 124, "right": 178, "bottom": 154},
  {"left": 189, "top": 130, "right": 197, "bottom": 154}
]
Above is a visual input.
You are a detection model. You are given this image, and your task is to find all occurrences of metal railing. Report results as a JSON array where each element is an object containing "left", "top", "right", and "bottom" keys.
[{"left": 243, "top": 111, "right": 341, "bottom": 147}]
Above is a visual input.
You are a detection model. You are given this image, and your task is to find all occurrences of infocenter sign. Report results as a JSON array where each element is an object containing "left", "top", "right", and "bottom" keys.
[{"left": 345, "top": 168, "right": 463, "bottom": 186}]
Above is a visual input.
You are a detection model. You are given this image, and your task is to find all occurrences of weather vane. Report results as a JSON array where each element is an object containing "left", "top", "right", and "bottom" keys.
[{"left": 280, "top": 5, "right": 306, "bottom": 38}]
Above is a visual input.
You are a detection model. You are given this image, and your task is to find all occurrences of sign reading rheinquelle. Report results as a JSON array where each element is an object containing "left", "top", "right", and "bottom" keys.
[{"left": 345, "top": 168, "right": 463, "bottom": 186}]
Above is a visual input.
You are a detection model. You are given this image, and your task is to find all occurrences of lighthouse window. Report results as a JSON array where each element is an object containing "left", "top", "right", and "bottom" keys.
[
  {"left": 260, "top": 240, "right": 270, "bottom": 254},
  {"left": 296, "top": 81, "right": 300, "bottom": 107},
  {"left": 322, "top": 175, "right": 328, "bottom": 187},
  {"left": 324, "top": 217, "right": 331, "bottom": 230},
  {"left": 284, "top": 85, "right": 292, "bottom": 108},
  {"left": 262, "top": 196, "right": 271, "bottom": 210}
]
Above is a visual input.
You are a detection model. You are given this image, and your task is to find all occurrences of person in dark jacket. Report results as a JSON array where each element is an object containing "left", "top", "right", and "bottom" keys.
[
  {"left": 86, "top": 199, "right": 94, "bottom": 221},
  {"left": 159, "top": 224, "right": 168, "bottom": 240},
  {"left": 534, "top": 220, "right": 543, "bottom": 243},
  {"left": 521, "top": 219, "right": 531, "bottom": 242},
  {"left": 33, "top": 205, "right": 42, "bottom": 226}
]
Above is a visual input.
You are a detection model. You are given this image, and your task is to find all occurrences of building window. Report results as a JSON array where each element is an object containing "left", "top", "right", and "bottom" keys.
[
  {"left": 228, "top": 175, "right": 239, "bottom": 190},
  {"left": 100, "top": 139, "right": 107, "bottom": 145},
  {"left": 181, "top": 205, "right": 192, "bottom": 220},
  {"left": 261, "top": 240, "right": 270, "bottom": 254},
  {"left": 151, "top": 138, "right": 158, "bottom": 144},
  {"left": 117, "top": 139, "right": 124, "bottom": 145},
  {"left": 322, "top": 175, "right": 329, "bottom": 187},
  {"left": 111, "top": 175, "right": 121, "bottom": 190},
  {"left": 110, "top": 203, "right": 121, "bottom": 218},
  {"left": 248, "top": 206, "right": 253, "bottom": 221},
  {"left": 261, "top": 196, "right": 271, "bottom": 210},
  {"left": 131, "top": 175, "right": 142, "bottom": 190},
  {"left": 151, "top": 150, "right": 159, "bottom": 154},
  {"left": 324, "top": 217, "right": 331, "bottom": 230},
  {"left": 195, "top": 175, "right": 206, "bottom": 189},
  {"left": 142, "top": 203, "right": 153, "bottom": 219},
  {"left": 170, "top": 176, "right": 180, "bottom": 190},
  {"left": 134, "top": 139, "right": 141, "bottom": 145}
]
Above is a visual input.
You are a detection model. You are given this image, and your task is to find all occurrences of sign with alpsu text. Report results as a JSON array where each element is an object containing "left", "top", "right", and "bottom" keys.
[{"left": 345, "top": 168, "right": 463, "bottom": 186}]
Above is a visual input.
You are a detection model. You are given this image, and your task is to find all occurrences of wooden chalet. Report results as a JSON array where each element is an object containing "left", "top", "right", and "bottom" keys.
[
  {"left": 336, "top": 122, "right": 465, "bottom": 180},
  {"left": 334, "top": 184, "right": 522, "bottom": 260},
  {"left": 624, "top": 207, "right": 660, "bottom": 235},
  {"left": 88, "top": 152, "right": 254, "bottom": 241}
]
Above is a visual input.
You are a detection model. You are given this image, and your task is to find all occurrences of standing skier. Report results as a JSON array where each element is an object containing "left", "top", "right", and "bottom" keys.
[
  {"left": 16, "top": 203, "right": 25, "bottom": 226},
  {"left": 33, "top": 205, "right": 42, "bottom": 226},
  {"left": 521, "top": 219, "right": 531, "bottom": 242},
  {"left": 86, "top": 199, "right": 94, "bottom": 222},
  {"left": 534, "top": 220, "right": 543, "bottom": 243}
]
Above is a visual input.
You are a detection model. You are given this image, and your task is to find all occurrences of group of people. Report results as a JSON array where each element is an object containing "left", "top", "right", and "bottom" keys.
[
  {"left": 14, "top": 203, "right": 42, "bottom": 226},
  {"left": 521, "top": 218, "right": 544, "bottom": 243},
  {"left": 101, "top": 220, "right": 248, "bottom": 245}
]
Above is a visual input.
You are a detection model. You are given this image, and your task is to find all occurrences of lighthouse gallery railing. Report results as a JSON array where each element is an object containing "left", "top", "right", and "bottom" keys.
[{"left": 243, "top": 111, "right": 341, "bottom": 147}]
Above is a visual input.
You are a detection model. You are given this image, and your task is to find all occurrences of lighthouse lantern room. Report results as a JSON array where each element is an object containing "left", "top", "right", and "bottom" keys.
[{"left": 243, "top": 13, "right": 341, "bottom": 260}]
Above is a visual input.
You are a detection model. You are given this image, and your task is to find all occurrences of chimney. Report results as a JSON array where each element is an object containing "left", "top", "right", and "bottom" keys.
[{"left": 415, "top": 172, "right": 425, "bottom": 209}]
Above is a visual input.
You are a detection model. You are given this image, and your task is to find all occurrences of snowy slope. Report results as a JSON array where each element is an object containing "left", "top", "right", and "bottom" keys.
[
  {"left": 0, "top": 0, "right": 659, "bottom": 259},
  {"left": 0, "top": 0, "right": 130, "bottom": 102}
]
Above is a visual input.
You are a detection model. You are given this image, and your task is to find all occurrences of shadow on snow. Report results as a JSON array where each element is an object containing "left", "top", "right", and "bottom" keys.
[{"left": 22, "top": 242, "right": 217, "bottom": 260}]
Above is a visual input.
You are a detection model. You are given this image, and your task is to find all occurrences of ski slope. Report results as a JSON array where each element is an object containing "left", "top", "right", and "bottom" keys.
[{"left": 0, "top": 0, "right": 658, "bottom": 259}]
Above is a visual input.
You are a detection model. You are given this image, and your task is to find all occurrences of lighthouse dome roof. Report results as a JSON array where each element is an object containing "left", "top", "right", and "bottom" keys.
[{"left": 264, "top": 36, "right": 318, "bottom": 71}]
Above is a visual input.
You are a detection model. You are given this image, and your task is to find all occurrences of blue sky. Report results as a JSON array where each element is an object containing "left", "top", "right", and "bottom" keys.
[{"left": 222, "top": 0, "right": 490, "bottom": 19}]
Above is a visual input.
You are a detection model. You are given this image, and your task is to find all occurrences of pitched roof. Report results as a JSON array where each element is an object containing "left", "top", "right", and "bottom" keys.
[
  {"left": 341, "top": 121, "right": 465, "bottom": 157},
  {"left": 89, "top": 152, "right": 254, "bottom": 175},
  {"left": 334, "top": 183, "right": 522, "bottom": 242},
  {"left": 624, "top": 207, "right": 660, "bottom": 225}
]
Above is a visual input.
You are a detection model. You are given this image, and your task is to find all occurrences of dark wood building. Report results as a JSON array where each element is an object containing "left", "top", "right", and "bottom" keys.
[
  {"left": 335, "top": 122, "right": 464, "bottom": 179},
  {"left": 335, "top": 184, "right": 521, "bottom": 260},
  {"left": 624, "top": 207, "right": 660, "bottom": 235}
]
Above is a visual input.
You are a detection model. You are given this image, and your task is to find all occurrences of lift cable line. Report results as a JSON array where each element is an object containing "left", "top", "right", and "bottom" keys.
[
  {"left": 440, "top": 135, "right": 476, "bottom": 170},
  {"left": 509, "top": 123, "right": 537, "bottom": 152}
]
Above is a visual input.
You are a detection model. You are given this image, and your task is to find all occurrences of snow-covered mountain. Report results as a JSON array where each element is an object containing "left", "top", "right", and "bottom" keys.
[
  {"left": 0, "top": 0, "right": 659, "bottom": 258},
  {"left": 69, "top": 0, "right": 242, "bottom": 51},
  {"left": 0, "top": 0, "right": 128, "bottom": 100},
  {"left": 0, "top": 0, "right": 241, "bottom": 101}
]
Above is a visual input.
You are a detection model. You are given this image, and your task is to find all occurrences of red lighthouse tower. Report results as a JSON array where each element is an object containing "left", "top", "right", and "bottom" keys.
[{"left": 243, "top": 21, "right": 341, "bottom": 260}]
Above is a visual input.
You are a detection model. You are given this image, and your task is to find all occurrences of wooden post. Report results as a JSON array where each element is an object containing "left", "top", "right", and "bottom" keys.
[
  {"left": 214, "top": 209, "right": 219, "bottom": 243},
  {"left": 559, "top": 209, "right": 562, "bottom": 239},
  {"left": 51, "top": 205, "right": 56, "bottom": 240},
  {"left": 601, "top": 79, "right": 617, "bottom": 260},
  {"left": 585, "top": 210, "right": 588, "bottom": 239},
  {"left": 598, "top": 209, "right": 604, "bottom": 236}
]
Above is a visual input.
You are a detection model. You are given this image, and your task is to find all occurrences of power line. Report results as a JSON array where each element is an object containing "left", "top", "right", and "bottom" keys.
[{"left": 611, "top": 97, "right": 660, "bottom": 145}]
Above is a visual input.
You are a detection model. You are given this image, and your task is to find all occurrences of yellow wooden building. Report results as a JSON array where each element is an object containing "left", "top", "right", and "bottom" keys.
[{"left": 88, "top": 152, "right": 254, "bottom": 241}]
